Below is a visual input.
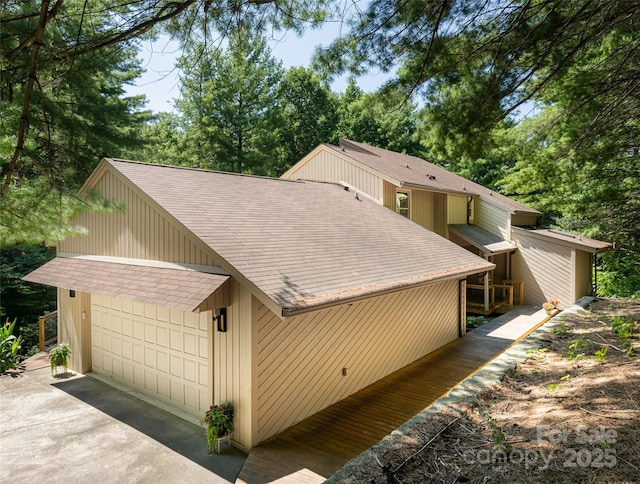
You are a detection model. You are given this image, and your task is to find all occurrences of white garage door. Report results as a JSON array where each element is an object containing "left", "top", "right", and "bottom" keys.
[{"left": 91, "top": 294, "right": 211, "bottom": 418}]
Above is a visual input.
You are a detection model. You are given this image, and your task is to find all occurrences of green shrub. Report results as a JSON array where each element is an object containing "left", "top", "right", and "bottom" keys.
[{"left": 0, "top": 319, "right": 23, "bottom": 372}]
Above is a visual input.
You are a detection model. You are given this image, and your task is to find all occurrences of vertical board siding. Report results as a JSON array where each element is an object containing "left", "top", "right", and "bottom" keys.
[
  {"left": 58, "top": 289, "right": 91, "bottom": 372},
  {"left": 511, "top": 213, "right": 540, "bottom": 227},
  {"left": 213, "top": 281, "right": 256, "bottom": 449},
  {"left": 511, "top": 231, "right": 573, "bottom": 308},
  {"left": 90, "top": 294, "right": 211, "bottom": 419},
  {"left": 283, "top": 150, "right": 384, "bottom": 202},
  {"left": 411, "top": 189, "right": 435, "bottom": 231},
  {"left": 433, "top": 193, "right": 447, "bottom": 237},
  {"left": 383, "top": 180, "right": 397, "bottom": 211},
  {"left": 58, "top": 170, "right": 217, "bottom": 265},
  {"left": 447, "top": 194, "right": 468, "bottom": 224},
  {"left": 255, "top": 280, "right": 460, "bottom": 443},
  {"left": 475, "top": 199, "right": 510, "bottom": 240},
  {"left": 574, "top": 250, "right": 593, "bottom": 301}
]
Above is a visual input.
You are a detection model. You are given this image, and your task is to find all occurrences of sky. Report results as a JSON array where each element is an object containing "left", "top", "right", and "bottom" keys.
[{"left": 125, "top": 24, "right": 394, "bottom": 114}]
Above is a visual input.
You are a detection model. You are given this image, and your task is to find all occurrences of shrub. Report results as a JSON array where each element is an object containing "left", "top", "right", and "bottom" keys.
[{"left": 0, "top": 319, "right": 23, "bottom": 373}]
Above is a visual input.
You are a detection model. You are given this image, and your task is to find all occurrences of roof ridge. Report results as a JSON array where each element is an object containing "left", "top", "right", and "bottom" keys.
[
  {"left": 105, "top": 158, "right": 302, "bottom": 184},
  {"left": 339, "top": 139, "right": 380, "bottom": 156}
]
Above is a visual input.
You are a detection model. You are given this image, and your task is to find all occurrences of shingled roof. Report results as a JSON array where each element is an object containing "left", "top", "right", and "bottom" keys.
[
  {"left": 23, "top": 257, "right": 229, "bottom": 312},
  {"left": 323, "top": 139, "right": 540, "bottom": 215},
  {"left": 100, "top": 159, "right": 493, "bottom": 314}
]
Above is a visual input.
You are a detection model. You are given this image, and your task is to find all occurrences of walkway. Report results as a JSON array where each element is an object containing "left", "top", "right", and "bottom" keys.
[{"left": 237, "top": 306, "right": 551, "bottom": 483}]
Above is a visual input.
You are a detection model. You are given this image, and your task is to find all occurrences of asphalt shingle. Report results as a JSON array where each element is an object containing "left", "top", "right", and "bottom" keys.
[
  {"left": 23, "top": 257, "right": 229, "bottom": 311},
  {"left": 106, "top": 159, "right": 494, "bottom": 313}
]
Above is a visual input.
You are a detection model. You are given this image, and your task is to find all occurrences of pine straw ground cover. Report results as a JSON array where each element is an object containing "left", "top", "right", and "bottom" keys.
[{"left": 339, "top": 298, "right": 640, "bottom": 483}]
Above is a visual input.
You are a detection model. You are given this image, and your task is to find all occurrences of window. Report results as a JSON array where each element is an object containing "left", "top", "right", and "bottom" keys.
[{"left": 396, "top": 191, "right": 410, "bottom": 218}]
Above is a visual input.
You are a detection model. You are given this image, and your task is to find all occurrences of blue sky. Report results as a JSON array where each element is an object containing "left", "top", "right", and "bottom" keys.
[{"left": 125, "top": 24, "right": 394, "bottom": 114}]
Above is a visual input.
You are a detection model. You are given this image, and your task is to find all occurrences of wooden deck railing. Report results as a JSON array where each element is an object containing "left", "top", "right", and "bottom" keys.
[
  {"left": 502, "top": 279, "right": 524, "bottom": 305},
  {"left": 39, "top": 310, "right": 58, "bottom": 351},
  {"left": 467, "top": 283, "right": 514, "bottom": 315}
]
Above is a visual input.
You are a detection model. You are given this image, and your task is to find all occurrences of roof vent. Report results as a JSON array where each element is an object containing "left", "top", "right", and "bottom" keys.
[
  {"left": 427, "top": 174, "right": 436, "bottom": 180},
  {"left": 354, "top": 193, "right": 361, "bottom": 201},
  {"left": 405, "top": 162, "right": 410, "bottom": 168}
]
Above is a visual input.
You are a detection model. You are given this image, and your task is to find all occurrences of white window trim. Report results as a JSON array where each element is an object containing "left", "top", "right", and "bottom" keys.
[{"left": 396, "top": 189, "right": 411, "bottom": 219}]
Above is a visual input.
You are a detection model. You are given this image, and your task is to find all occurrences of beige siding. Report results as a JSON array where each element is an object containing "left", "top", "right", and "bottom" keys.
[
  {"left": 91, "top": 294, "right": 211, "bottom": 419},
  {"left": 411, "top": 189, "right": 435, "bottom": 231},
  {"left": 255, "top": 280, "right": 460, "bottom": 443},
  {"left": 511, "top": 213, "right": 539, "bottom": 227},
  {"left": 511, "top": 230, "right": 573, "bottom": 308},
  {"left": 58, "top": 289, "right": 92, "bottom": 373},
  {"left": 447, "top": 194, "right": 468, "bottom": 225},
  {"left": 433, "top": 193, "right": 448, "bottom": 237},
  {"left": 282, "top": 150, "right": 384, "bottom": 202},
  {"left": 475, "top": 198, "right": 510, "bottom": 240},
  {"left": 213, "top": 281, "right": 256, "bottom": 450},
  {"left": 383, "top": 180, "right": 398, "bottom": 211},
  {"left": 383, "top": 184, "right": 436, "bottom": 231},
  {"left": 59, "top": 169, "right": 217, "bottom": 265},
  {"left": 574, "top": 250, "right": 593, "bottom": 301}
]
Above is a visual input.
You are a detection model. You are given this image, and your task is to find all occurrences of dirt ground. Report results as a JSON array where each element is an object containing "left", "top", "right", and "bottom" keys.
[{"left": 343, "top": 298, "right": 640, "bottom": 483}]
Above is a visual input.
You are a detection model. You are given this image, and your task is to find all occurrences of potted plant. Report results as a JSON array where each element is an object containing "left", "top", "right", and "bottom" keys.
[
  {"left": 201, "top": 402, "right": 234, "bottom": 454},
  {"left": 543, "top": 298, "right": 560, "bottom": 315},
  {"left": 50, "top": 343, "right": 71, "bottom": 375}
]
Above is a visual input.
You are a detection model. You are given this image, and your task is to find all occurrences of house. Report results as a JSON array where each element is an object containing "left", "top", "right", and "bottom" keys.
[
  {"left": 24, "top": 158, "right": 494, "bottom": 450},
  {"left": 281, "top": 139, "right": 612, "bottom": 312}
]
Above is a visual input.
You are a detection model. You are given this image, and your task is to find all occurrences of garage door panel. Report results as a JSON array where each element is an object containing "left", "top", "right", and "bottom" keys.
[
  {"left": 134, "top": 366, "right": 144, "bottom": 386},
  {"left": 170, "top": 329, "right": 182, "bottom": 351},
  {"left": 185, "top": 386, "right": 198, "bottom": 408},
  {"left": 122, "top": 340, "right": 132, "bottom": 360},
  {"left": 156, "top": 306, "right": 169, "bottom": 322},
  {"left": 121, "top": 317, "right": 132, "bottom": 336},
  {"left": 144, "top": 323, "right": 155, "bottom": 344},
  {"left": 145, "top": 370, "right": 156, "bottom": 392},
  {"left": 112, "top": 358, "right": 122, "bottom": 377},
  {"left": 158, "top": 376, "right": 170, "bottom": 397},
  {"left": 170, "top": 380, "right": 182, "bottom": 401},
  {"left": 111, "top": 315, "right": 121, "bottom": 334},
  {"left": 157, "top": 351, "right": 168, "bottom": 372},
  {"left": 123, "top": 362, "right": 133, "bottom": 382},
  {"left": 183, "top": 359, "right": 197, "bottom": 383},
  {"left": 199, "top": 362, "right": 208, "bottom": 385},
  {"left": 184, "top": 333, "right": 197, "bottom": 355},
  {"left": 91, "top": 294, "right": 210, "bottom": 418},
  {"left": 169, "top": 354, "right": 181, "bottom": 377},
  {"left": 199, "top": 335, "right": 208, "bottom": 358},
  {"left": 133, "top": 319, "right": 143, "bottom": 340},
  {"left": 111, "top": 336, "right": 121, "bottom": 356},
  {"left": 132, "top": 342, "right": 143, "bottom": 364},
  {"left": 157, "top": 327, "right": 168, "bottom": 347},
  {"left": 144, "top": 347, "right": 155, "bottom": 367}
]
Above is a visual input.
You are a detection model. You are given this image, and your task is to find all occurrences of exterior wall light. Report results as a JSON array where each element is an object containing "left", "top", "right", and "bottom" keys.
[{"left": 215, "top": 308, "right": 227, "bottom": 332}]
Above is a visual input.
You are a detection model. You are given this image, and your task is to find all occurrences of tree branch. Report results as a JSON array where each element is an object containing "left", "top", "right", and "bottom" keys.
[{"left": 2, "top": 0, "right": 58, "bottom": 196}]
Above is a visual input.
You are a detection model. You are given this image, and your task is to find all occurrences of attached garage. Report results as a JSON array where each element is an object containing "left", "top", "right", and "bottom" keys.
[
  {"left": 24, "top": 255, "right": 231, "bottom": 420},
  {"left": 91, "top": 294, "right": 211, "bottom": 419}
]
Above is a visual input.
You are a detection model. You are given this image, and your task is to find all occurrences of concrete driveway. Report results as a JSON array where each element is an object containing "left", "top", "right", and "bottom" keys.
[{"left": 0, "top": 359, "right": 246, "bottom": 484}]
